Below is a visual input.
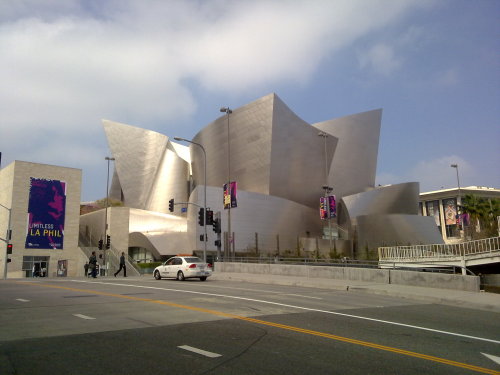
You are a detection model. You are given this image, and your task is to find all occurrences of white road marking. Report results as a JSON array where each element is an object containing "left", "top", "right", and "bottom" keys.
[
  {"left": 16, "top": 298, "right": 30, "bottom": 302},
  {"left": 178, "top": 345, "right": 222, "bottom": 358},
  {"left": 482, "top": 353, "right": 500, "bottom": 365},
  {"left": 73, "top": 314, "right": 96, "bottom": 320},
  {"left": 69, "top": 280, "right": 500, "bottom": 344}
]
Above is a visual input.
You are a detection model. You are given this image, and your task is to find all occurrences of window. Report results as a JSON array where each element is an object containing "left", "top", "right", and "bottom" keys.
[{"left": 184, "top": 257, "right": 203, "bottom": 263}]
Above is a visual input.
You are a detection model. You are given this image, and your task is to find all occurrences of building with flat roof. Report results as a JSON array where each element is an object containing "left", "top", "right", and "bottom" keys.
[
  {"left": 0, "top": 161, "right": 84, "bottom": 278},
  {"left": 419, "top": 186, "right": 500, "bottom": 243}
]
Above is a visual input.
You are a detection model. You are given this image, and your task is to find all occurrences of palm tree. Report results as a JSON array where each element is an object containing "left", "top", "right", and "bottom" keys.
[
  {"left": 484, "top": 198, "right": 500, "bottom": 237},
  {"left": 459, "top": 194, "right": 497, "bottom": 239}
]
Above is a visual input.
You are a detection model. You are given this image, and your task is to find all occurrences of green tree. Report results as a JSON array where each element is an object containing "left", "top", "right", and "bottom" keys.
[
  {"left": 459, "top": 194, "right": 498, "bottom": 239},
  {"left": 483, "top": 198, "right": 500, "bottom": 237},
  {"left": 94, "top": 198, "right": 124, "bottom": 208}
]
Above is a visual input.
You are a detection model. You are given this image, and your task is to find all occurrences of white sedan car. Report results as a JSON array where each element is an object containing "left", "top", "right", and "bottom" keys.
[{"left": 153, "top": 256, "right": 212, "bottom": 281}]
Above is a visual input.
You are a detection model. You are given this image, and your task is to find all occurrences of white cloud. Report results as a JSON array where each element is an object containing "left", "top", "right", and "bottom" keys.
[
  {"left": 1, "top": 1, "right": 430, "bottom": 131},
  {"left": 358, "top": 43, "right": 401, "bottom": 76},
  {"left": 0, "top": 0, "right": 433, "bottom": 199}
]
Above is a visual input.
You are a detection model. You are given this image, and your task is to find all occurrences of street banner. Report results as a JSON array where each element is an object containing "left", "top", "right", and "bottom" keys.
[
  {"left": 328, "top": 195, "right": 337, "bottom": 218},
  {"left": 320, "top": 196, "right": 337, "bottom": 219},
  {"left": 223, "top": 181, "right": 237, "bottom": 209},
  {"left": 320, "top": 197, "right": 328, "bottom": 219},
  {"left": 25, "top": 178, "right": 66, "bottom": 249},
  {"left": 443, "top": 198, "right": 457, "bottom": 226}
]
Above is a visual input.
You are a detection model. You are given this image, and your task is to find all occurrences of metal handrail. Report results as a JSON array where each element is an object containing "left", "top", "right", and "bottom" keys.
[
  {"left": 378, "top": 236, "right": 499, "bottom": 261},
  {"left": 78, "top": 228, "right": 141, "bottom": 276}
]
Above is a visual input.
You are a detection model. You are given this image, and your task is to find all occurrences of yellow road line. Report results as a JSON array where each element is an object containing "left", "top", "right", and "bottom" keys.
[{"left": 15, "top": 281, "right": 500, "bottom": 375}]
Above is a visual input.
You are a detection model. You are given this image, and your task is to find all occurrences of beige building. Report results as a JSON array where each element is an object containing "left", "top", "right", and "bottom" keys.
[
  {"left": 419, "top": 186, "right": 500, "bottom": 243},
  {"left": 0, "top": 161, "right": 84, "bottom": 278}
]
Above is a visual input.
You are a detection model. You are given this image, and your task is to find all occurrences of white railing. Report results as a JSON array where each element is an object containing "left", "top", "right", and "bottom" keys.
[{"left": 378, "top": 237, "right": 500, "bottom": 261}]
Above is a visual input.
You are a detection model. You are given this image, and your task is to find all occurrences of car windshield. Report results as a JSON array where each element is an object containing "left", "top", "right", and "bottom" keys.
[{"left": 183, "top": 257, "right": 203, "bottom": 263}]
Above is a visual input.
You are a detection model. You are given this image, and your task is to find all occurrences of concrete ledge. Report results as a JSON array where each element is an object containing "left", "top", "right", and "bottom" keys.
[
  {"left": 389, "top": 270, "right": 479, "bottom": 292},
  {"left": 215, "top": 262, "right": 480, "bottom": 292}
]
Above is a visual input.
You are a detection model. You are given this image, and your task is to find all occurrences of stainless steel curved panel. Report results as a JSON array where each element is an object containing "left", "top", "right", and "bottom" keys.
[
  {"left": 342, "top": 182, "right": 420, "bottom": 222},
  {"left": 192, "top": 94, "right": 275, "bottom": 195},
  {"left": 191, "top": 93, "right": 337, "bottom": 208},
  {"left": 357, "top": 214, "right": 444, "bottom": 249},
  {"left": 146, "top": 143, "right": 189, "bottom": 214},
  {"left": 103, "top": 120, "right": 168, "bottom": 208},
  {"left": 103, "top": 120, "right": 189, "bottom": 214},
  {"left": 269, "top": 95, "right": 338, "bottom": 208},
  {"left": 313, "top": 109, "right": 382, "bottom": 198},
  {"left": 187, "top": 186, "right": 323, "bottom": 253}
]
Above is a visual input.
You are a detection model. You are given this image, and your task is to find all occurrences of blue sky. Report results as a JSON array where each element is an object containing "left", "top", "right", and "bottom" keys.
[{"left": 1, "top": 0, "right": 499, "bottom": 202}]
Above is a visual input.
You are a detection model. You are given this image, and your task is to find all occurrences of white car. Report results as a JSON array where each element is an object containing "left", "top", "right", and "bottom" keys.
[{"left": 153, "top": 256, "right": 212, "bottom": 281}]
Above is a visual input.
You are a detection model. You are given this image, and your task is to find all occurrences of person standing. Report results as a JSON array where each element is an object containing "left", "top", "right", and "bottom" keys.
[
  {"left": 84, "top": 262, "right": 89, "bottom": 277},
  {"left": 114, "top": 252, "right": 127, "bottom": 277},
  {"left": 89, "top": 251, "right": 97, "bottom": 278}
]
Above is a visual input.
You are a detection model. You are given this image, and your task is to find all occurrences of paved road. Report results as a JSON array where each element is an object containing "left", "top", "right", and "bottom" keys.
[{"left": 0, "top": 277, "right": 499, "bottom": 375}]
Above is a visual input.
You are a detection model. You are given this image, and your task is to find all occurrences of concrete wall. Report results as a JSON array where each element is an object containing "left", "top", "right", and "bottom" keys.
[
  {"left": 389, "top": 270, "right": 479, "bottom": 292},
  {"left": 215, "top": 262, "right": 480, "bottom": 292}
]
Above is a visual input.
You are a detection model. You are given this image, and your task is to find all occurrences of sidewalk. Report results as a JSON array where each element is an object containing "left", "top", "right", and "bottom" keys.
[{"left": 211, "top": 271, "right": 500, "bottom": 313}]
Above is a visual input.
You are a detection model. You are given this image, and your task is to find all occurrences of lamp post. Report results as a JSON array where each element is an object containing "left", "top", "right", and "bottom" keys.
[
  {"left": 220, "top": 107, "right": 232, "bottom": 260},
  {"left": 451, "top": 163, "right": 462, "bottom": 238},
  {"left": 450, "top": 164, "right": 461, "bottom": 202},
  {"left": 104, "top": 156, "right": 115, "bottom": 276},
  {"left": 174, "top": 137, "right": 207, "bottom": 262},
  {"left": 318, "top": 132, "right": 333, "bottom": 252}
]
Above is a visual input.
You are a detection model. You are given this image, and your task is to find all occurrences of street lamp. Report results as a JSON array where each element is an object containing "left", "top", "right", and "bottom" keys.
[
  {"left": 450, "top": 164, "right": 461, "bottom": 202},
  {"left": 220, "top": 107, "right": 232, "bottom": 260},
  {"left": 318, "top": 132, "right": 333, "bottom": 252},
  {"left": 104, "top": 156, "right": 115, "bottom": 276},
  {"left": 451, "top": 163, "right": 463, "bottom": 239},
  {"left": 174, "top": 137, "right": 207, "bottom": 262}
]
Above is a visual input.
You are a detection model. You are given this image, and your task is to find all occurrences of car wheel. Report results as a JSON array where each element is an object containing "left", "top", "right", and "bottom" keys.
[
  {"left": 154, "top": 270, "right": 161, "bottom": 280},
  {"left": 200, "top": 276, "right": 207, "bottom": 281},
  {"left": 177, "top": 271, "right": 185, "bottom": 281}
]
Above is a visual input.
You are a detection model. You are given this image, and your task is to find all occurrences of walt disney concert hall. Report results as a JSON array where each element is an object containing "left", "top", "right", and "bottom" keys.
[{"left": 80, "top": 93, "right": 442, "bottom": 262}]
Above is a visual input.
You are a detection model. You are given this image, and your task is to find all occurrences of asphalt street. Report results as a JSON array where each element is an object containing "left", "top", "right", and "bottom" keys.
[{"left": 0, "top": 277, "right": 499, "bottom": 375}]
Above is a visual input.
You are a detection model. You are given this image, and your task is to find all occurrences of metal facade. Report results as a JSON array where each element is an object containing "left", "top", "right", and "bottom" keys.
[
  {"left": 101, "top": 93, "right": 442, "bottom": 257},
  {"left": 313, "top": 109, "right": 381, "bottom": 198}
]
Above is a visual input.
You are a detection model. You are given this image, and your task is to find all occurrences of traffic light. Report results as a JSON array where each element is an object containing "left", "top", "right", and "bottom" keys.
[
  {"left": 198, "top": 208, "right": 205, "bottom": 226},
  {"left": 212, "top": 218, "right": 221, "bottom": 233},
  {"left": 214, "top": 239, "right": 221, "bottom": 247},
  {"left": 106, "top": 235, "right": 111, "bottom": 249},
  {"left": 98, "top": 239, "right": 103, "bottom": 250},
  {"left": 206, "top": 209, "right": 213, "bottom": 225},
  {"left": 169, "top": 199, "right": 174, "bottom": 212},
  {"left": 6, "top": 243, "right": 12, "bottom": 264}
]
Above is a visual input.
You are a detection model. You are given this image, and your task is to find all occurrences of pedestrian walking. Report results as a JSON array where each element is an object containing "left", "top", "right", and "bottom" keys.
[
  {"left": 84, "top": 262, "right": 89, "bottom": 277},
  {"left": 89, "top": 251, "right": 97, "bottom": 278},
  {"left": 114, "top": 252, "right": 127, "bottom": 277}
]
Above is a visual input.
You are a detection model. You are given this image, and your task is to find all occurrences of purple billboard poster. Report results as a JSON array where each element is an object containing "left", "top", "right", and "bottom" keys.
[{"left": 25, "top": 178, "right": 66, "bottom": 249}]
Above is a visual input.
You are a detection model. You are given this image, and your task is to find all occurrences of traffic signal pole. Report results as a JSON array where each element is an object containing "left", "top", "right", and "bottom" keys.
[
  {"left": 0, "top": 203, "right": 12, "bottom": 280},
  {"left": 214, "top": 211, "right": 221, "bottom": 261}
]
